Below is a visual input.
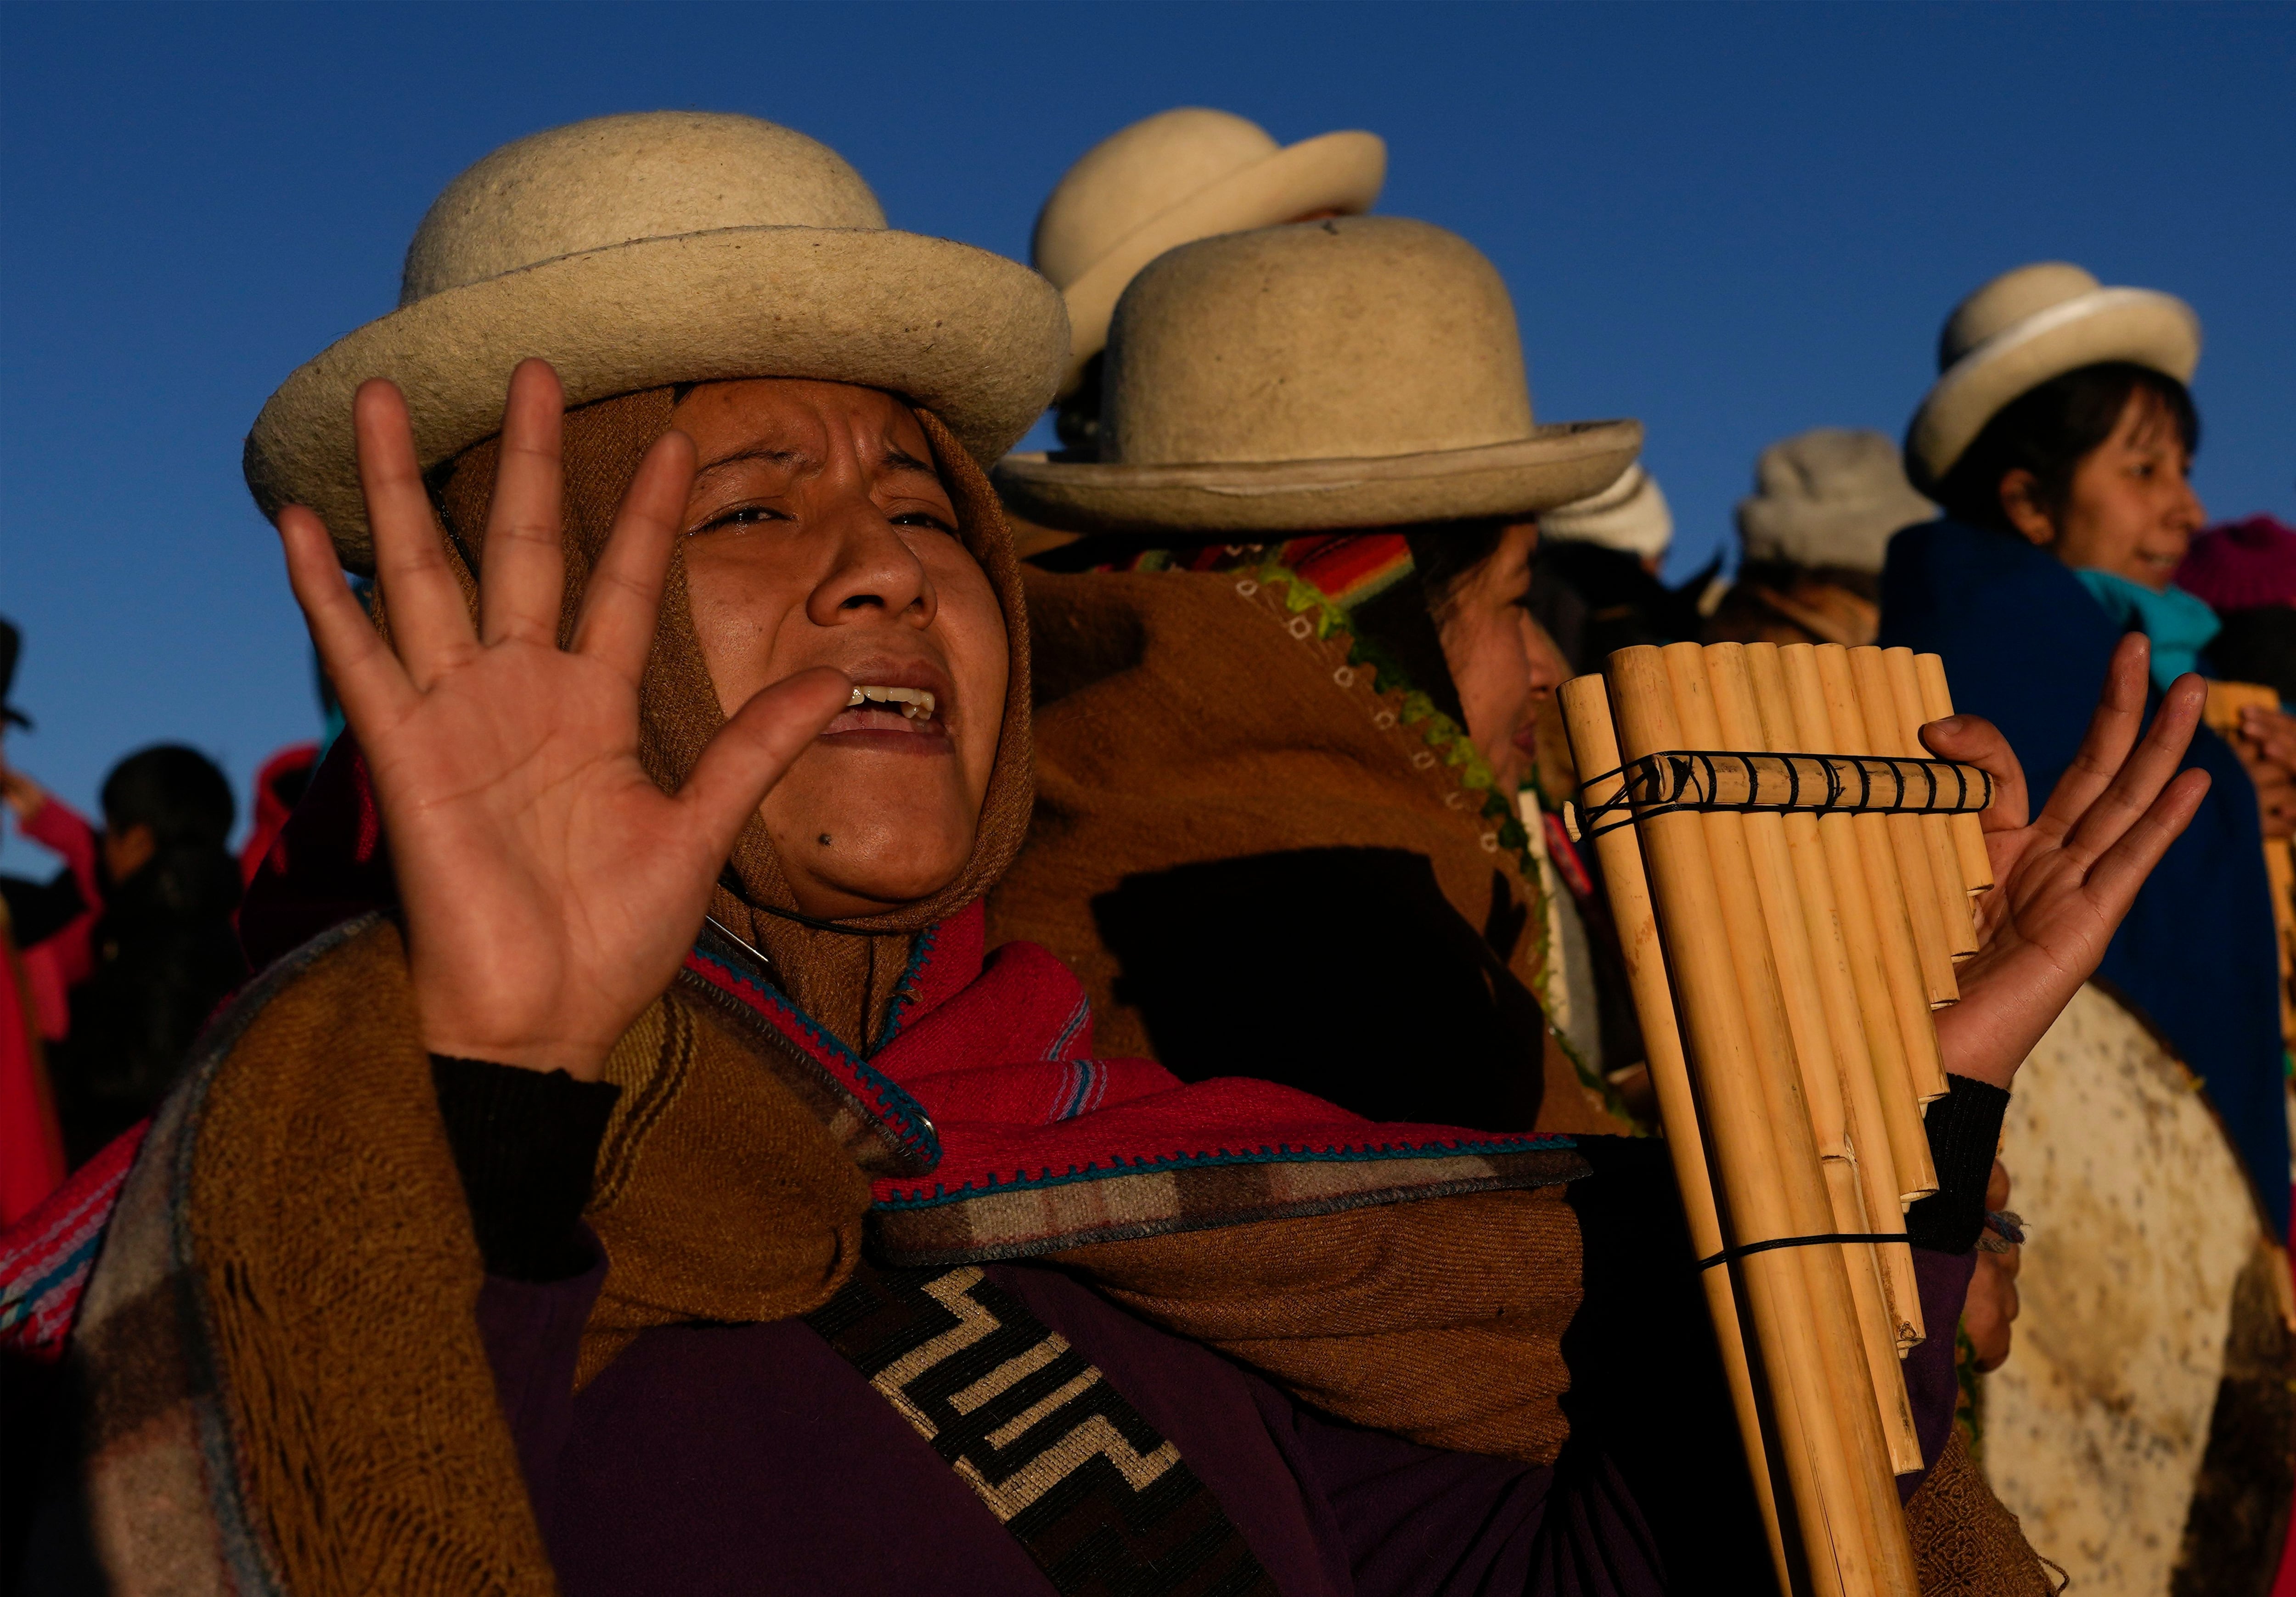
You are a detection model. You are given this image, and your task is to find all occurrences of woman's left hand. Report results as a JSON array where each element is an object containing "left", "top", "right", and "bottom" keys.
[
  {"left": 1964, "top": 1160, "right": 2020, "bottom": 1372},
  {"left": 1921, "top": 633, "right": 2211, "bottom": 1089}
]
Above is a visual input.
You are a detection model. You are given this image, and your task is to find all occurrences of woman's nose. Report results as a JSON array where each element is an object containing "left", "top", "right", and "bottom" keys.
[{"left": 805, "top": 507, "right": 936, "bottom": 628}]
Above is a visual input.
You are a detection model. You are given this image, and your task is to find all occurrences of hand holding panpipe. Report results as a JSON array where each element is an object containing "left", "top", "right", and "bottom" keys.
[{"left": 1560, "top": 642, "right": 1993, "bottom": 1597}]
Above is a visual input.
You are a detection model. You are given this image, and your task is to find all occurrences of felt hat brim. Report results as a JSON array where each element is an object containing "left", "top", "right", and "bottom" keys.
[
  {"left": 995, "top": 418, "right": 1642, "bottom": 537},
  {"left": 1055, "top": 130, "right": 1385, "bottom": 398},
  {"left": 245, "top": 226, "right": 1069, "bottom": 573},
  {"left": 1905, "top": 287, "right": 2200, "bottom": 494}
]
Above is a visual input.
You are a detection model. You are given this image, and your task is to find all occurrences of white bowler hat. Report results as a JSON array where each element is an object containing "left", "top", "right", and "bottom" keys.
[
  {"left": 1540, "top": 464, "right": 1672, "bottom": 561},
  {"left": 1904, "top": 260, "right": 2199, "bottom": 494},
  {"left": 1033, "top": 107, "right": 1385, "bottom": 398}
]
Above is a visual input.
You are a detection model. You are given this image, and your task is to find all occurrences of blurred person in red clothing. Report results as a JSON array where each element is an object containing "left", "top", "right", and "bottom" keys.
[{"left": 0, "top": 619, "right": 67, "bottom": 1222}]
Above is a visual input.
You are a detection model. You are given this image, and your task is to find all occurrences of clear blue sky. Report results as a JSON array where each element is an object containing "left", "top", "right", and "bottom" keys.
[{"left": 3, "top": 1, "right": 2290, "bottom": 866}]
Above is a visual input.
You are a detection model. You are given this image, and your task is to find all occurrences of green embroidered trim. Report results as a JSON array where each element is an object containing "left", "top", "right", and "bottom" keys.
[{"left": 1245, "top": 553, "right": 1641, "bottom": 1129}]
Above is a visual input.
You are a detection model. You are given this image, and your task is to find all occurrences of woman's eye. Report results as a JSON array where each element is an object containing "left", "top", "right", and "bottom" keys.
[
  {"left": 892, "top": 511, "right": 958, "bottom": 536},
  {"left": 691, "top": 503, "right": 789, "bottom": 536}
]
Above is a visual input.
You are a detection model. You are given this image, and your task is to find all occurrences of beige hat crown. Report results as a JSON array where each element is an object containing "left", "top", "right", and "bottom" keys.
[
  {"left": 1904, "top": 259, "right": 2199, "bottom": 494},
  {"left": 1738, "top": 427, "right": 1934, "bottom": 574},
  {"left": 400, "top": 113, "right": 887, "bottom": 303},
  {"left": 245, "top": 111, "right": 1067, "bottom": 570},
  {"left": 996, "top": 216, "right": 1639, "bottom": 535},
  {"left": 1032, "top": 107, "right": 1385, "bottom": 395},
  {"left": 1541, "top": 463, "right": 1672, "bottom": 560}
]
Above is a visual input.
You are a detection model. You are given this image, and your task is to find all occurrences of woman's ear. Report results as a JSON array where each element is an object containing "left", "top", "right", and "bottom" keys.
[{"left": 1998, "top": 469, "right": 2055, "bottom": 548}]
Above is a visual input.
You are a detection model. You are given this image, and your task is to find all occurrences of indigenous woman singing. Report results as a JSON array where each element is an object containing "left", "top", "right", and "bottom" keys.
[{"left": 1, "top": 117, "right": 2207, "bottom": 1597}]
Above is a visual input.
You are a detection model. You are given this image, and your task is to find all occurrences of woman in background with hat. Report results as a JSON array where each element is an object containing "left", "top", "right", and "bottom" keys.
[
  {"left": 1882, "top": 263, "right": 2296, "bottom": 1591},
  {"left": 1706, "top": 427, "right": 1936, "bottom": 650},
  {"left": 1882, "top": 262, "right": 2289, "bottom": 1237}
]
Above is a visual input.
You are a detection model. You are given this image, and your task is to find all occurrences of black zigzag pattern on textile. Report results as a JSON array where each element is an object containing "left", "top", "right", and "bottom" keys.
[{"left": 807, "top": 1264, "right": 1276, "bottom": 1597}]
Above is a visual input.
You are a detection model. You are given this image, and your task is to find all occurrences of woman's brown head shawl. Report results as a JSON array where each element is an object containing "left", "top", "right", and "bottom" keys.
[{"left": 428, "top": 385, "right": 1033, "bottom": 1052}]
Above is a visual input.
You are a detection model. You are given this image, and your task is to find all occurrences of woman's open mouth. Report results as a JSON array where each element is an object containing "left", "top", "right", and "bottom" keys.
[{"left": 820, "top": 683, "right": 953, "bottom": 751}]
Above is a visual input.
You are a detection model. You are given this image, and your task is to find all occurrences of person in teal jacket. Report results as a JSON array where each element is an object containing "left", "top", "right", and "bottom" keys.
[{"left": 1883, "top": 260, "right": 2290, "bottom": 1236}]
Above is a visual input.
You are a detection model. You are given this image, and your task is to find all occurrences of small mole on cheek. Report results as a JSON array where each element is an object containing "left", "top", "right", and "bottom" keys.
[{"left": 817, "top": 833, "right": 833, "bottom": 846}]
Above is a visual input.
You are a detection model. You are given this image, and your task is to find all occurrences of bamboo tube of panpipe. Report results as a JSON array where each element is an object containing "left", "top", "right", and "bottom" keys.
[
  {"left": 1744, "top": 644, "right": 1928, "bottom": 1353},
  {"left": 1814, "top": 647, "right": 1952, "bottom": 1104},
  {"left": 1882, "top": 648, "right": 1980, "bottom": 962},
  {"left": 1704, "top": 647, "right": 1925, "bottom": 1473},
  {"left": 1659, "top": 645, "right": 1920, "bottom": 1594},
  {"left": 1781, "top": 647, "right": 1941, "bottom": 1209},
  {"left": 1609, "top": 647, "right": 1874, "bottom": 1597},
  {"left": 1914, "top": 653, "right": 1994, "bottom": 895},
  {"left": 1558, "top": 675, "right": 1792, "bottom": 1594},
  {"left": 1846, "top": 648, "right": 1958, "bottom": 1007}
]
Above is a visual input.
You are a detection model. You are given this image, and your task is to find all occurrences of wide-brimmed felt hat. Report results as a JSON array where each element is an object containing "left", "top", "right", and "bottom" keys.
[
  {"left": 244, "top": 112, "right": 1069, "bottom": 571},
  {"left": 1738, "top": 428, "right": 1934, "bottom": 574},
  {"left": 1905, "top": 260, "right": 2200, "bottom": 495},
  {"left": 997, "top": 217, "right": 1641, "bottom": 538},
  {"left": 1034, "top": 107, "right": 1385, "bottom": 398},
  {"left": 1541, "top": 463, "right": 1672, "bottom": 561}
]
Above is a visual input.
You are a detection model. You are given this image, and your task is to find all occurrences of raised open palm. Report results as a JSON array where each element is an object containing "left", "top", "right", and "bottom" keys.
[
  {"left": 275, "top": 360, "right": 850, "bottom": 1079},
  {"left": 1925, "top": 633, "right": 2211, "bottom": 1088}
]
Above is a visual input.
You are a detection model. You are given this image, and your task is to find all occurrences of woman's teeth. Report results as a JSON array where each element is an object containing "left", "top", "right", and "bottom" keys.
[{"left": 846, "top": 685, "right": 937, "bottom": 720}]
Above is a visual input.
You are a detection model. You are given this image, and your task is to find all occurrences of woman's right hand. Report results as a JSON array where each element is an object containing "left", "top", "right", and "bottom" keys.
[{"left": 275, "top": 360, "right": 851, "bottom": 1081}]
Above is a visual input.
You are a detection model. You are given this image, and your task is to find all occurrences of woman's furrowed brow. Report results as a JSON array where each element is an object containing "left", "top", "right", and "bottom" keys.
[
  {"left": 693, "top": 445, "right": 809, "bottom": 484},
  {"left": 881, "top": 447, "right": 941, "bottom": 482}
]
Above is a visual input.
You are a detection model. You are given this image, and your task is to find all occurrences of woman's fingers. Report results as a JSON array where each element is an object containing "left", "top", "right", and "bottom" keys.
[
  {"left": 355, "top": 379, "right": 476, "bottom": 686},
  {"left": 678, "top": 669, "right": 852, "bottom": 861},
  {"left": 572, "top": 430, "right": 696, "bottom": 684},
  {"left": 277, "top": 505, "right": 416, "bottom": 734},
  {"left": 2059, "top": 672, "right": 2205, "bottom": 865},
  {"left": 2032, "top": 635, "right": 2153, "bottom": 841},
  {"left": 1919, "top": 711, "right": 2029, "bottom": 832},
  {"left": 479, "top": 360, "right": 571, "bottom": 650},
  {"left": 2075, "top": 765, "right": 2210, "bottom": 926}
]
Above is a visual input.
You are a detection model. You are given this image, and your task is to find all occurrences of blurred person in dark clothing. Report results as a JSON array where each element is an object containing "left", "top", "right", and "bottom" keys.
[
  {"left": 1704, "top": 427, "right": 1935, "bottom": 649},
  {"left": 42, "top": 745, "right": 249, "bottom": 1164},
  {"left": 1526, "top": 464, "right": 1709, "bottom": 673}
]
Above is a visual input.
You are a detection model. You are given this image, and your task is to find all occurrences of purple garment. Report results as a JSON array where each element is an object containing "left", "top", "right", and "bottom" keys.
[
  {"left": 1900, "top": 1249, "right": 1977, "bottom": 1505},
  {"left": 474, "top": 1243, "right": 1975, "bottom": 1594}
]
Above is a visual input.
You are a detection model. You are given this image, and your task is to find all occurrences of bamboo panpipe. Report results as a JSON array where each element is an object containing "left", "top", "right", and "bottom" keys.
[
  {"left": 1882, "top": 649, "right": 1980, "bottom": 960},
  {"left": 1661, "top": 645, "right": 1922, "bottom": 1591},
  {"left": 1846, "top": 648, "right": 1958, "bottom": 1007},
  {"left": 1779, "top": 647, "right": 1940, "bottom": 1209},
  {"left": 1913, "top": 654, "right": 1994, "bottom": 896},
  {"left": 1560, "top": 642, "right": 1984, "bottom": 1594},
  {"left": 1814, "top": 647, "right": 1951, "bottom": 1104},
  {"left": 1705, "top": 646, "right": 1925, "bottom": 1473},
  {"left": 1743, "top": 644, "right": 1926, "bottom": 1351},
  {"left": 1557, "top": 675, "right": 1792, "bottom": 1594},
  {"left": 1607, "top": 647, "right": 1883, "bottom": 1597}
]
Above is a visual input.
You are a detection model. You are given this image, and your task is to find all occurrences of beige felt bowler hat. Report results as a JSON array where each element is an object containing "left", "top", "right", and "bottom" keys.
[
  {"left": 1034, "top": 108, "right": 1385, "bottom": 397},
  {"left": 244, "top": 112, "right": 1069, "bottom": 570},
  {"left": 997, "top": 216, "right": 1641, "bottom": 537},
  {"left": 1541, "top": 463, "right": 1672, "bottom": 561},
  {"left": 1904, "top": 260, "right": 2200, "bottom": 495}
]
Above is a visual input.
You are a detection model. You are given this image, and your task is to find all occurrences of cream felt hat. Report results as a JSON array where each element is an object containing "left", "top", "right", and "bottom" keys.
[
  {"left": 1739, "top": 428, "right": 1935, "bottom": 574},
  {"left": 1904, "top": 260, "right": 2200, "bottom": 495},
  {"left": 1034, "top": 107, "right": 1385, "bottom": 397},
  {"left": 996, "top": 216, "right": 1641, "bottom": 537},
  {"left": 245, "top": 112, "right": 1069, "bottom": 570},
  {"left": 1541, "top": 463, "right": 1672, "bottom": 561}
]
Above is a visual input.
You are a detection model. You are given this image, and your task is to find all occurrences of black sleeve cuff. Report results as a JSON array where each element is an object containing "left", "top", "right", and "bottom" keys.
[
  {"left": 432, "top": 1054, "right": 620, "bottom": 1282},
  {"left": 1902, "top": 1074, "right": 2009, "bottom": 1255}
]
